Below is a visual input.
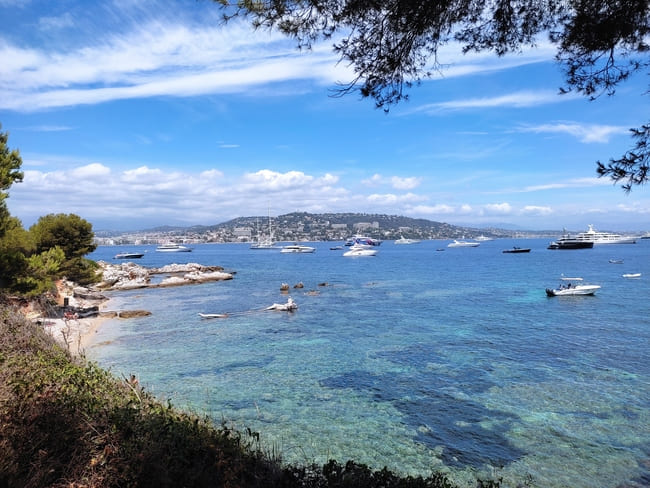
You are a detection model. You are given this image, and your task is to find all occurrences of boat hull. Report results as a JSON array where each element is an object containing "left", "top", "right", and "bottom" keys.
[
  {"left": 343, "top": 247, "right": 378, "bottom": 257},
  {"left": 547, "top": 240, "right": 593, "bottom": 249},
  {"left": 156, "top": 244, "right": 192, "bottom": 252},
  {"left": 546, "top": 285, "right": 601, "bottom": 296},
  {"left": 281, "top": 245, "right": 315, "bottom": 253}
]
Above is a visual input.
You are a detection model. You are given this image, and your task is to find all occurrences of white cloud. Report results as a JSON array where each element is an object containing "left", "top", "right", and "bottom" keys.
[
  {"left": 361, "top": 174, "right": 421, "bottom": 190},
  {"left": 38, "top": 12, "right": 74, "bottom": 31},
  {"left": 516, "top": 177, "right": 611, "bottom": 192},
  {"left": 361, "top": 174, "right": 383, "bottom": 186},
  {"left": 410, "top": 90, "right": 579, "bottom": 115},
  {"left": 70, "top": 163, "right": 111, "bottom": 178},
  {"left": 518, "top": 122, "right": 628, "bottom": 143},
  {"left": 391, "top": 176, "right": 421, "bottom": 190},
  {"left": 243, "top": 169, "right": 313, "bottom": 190},
  {"left": 367, "top": 192, "right": 425, "bottom": 205},
  {"left": 521, "top": 205, "right": 553, "bottom": 216},
  {"left": 0, "top": 16, "right": 346, "bottom": 112}
]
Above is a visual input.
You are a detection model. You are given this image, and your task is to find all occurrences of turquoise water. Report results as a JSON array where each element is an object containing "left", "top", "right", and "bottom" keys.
[{"left": 87, "top": 239, "right": 650, "bottom": 487}]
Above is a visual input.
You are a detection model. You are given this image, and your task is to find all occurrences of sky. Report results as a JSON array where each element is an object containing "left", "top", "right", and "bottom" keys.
[{"left": 1, "top": 0, "right": 649, "bottom": 232}]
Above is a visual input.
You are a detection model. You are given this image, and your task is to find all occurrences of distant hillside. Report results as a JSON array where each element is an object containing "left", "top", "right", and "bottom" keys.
[
  {"left": 94, "top": 212, "right": 535, "bottom": 242},
  {"left": 217, "top": 212, "right": 469, "bottom": 233}
]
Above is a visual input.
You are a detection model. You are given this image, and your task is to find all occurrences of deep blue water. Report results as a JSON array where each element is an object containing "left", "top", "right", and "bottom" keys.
[{"left": 87, "top": 239, "right": 650, "bottom": 487}]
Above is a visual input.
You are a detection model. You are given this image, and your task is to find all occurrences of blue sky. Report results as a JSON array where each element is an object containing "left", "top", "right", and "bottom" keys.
[{"left": 1, "top": 0, "right": 648, "bottom": 232}]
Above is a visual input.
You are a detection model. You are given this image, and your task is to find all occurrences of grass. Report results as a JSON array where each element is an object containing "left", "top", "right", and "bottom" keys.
[{"left": 0, "top": 302, "right": 502, "bottom": 488}]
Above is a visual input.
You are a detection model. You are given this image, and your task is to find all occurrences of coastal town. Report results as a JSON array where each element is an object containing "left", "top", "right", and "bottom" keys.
[{"left": 94, "top": 212, "right": 558, "bottom": 246}]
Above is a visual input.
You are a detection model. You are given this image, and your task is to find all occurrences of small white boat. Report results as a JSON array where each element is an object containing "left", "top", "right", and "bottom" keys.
[
  {"left": 622, "top": 273, "right": 641, "bottom": 278},
  {"left": 394, "top": 236, "right": 420, "bottom": 245},
  {"left": 343, "top": 245, "right": 378, "bottom": 257},
  {"left": 475, "top": 235, "right": 494, "bottom": 241},
  {"left": 114, "top": 251, "right": 145, "bottom": 259},
  {"left": 156, "top": 244, "right": 192, "bottom": 252},
  {"left": 546, "top": 277, "right": 601, "bottom": 296},
  {"left": 198, "top": 313, "right": 228, "bottom": 319},
  {"left": 280, "top": 244, "right": 315, "bottom": 253},
  {"left": 448, "top": 239, "right": 480, "bottom": 248}
]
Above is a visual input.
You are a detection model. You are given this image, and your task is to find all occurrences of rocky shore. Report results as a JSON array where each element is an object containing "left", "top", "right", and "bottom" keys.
[
  {"left": 95, "top": 261, "right": 234, "bottom": 290},
  {"left": 34, "top": 261, "right": 235, "bottom": 355}
]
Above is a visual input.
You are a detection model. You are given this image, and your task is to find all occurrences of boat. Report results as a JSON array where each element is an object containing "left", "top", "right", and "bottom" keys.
[
  {"left": 394, "top": 236, "right": 420, "bottom": 244},
  {"left": 155, "top": 244, "right": 192, "bottom": 252},
  {"left": 198, "top": 313, "right": 228, "bottom": 319},
  {"left": 330, "top": 245, "right": 343, "bottom": 250},
  {"left": 447, "top": 239, "right": 480, "bottom": 248},
  {"left": 343, "top": 245, "right": 378, "bottom": 257},
  {"left": 545, "top": 277, "right": 601, "bottom": 297},
  {"left": 475, "top": 235, "right": 494, "bottom": 241},
  {"left": 622, "top": 273, "right": 641, "bottom": 278},
  {"left": 113, "top": 251, "right": 145, "bottom": 259},
  {"left": 250, "top": 210, "right": 278, "bottom": 249},
  {"left": 502, "top": 247, "right": 531, "bottom": 253},
  {"left": 609, "top": 259, "right": 624, "bottom": 264},
  {"left": 547, "top": 230, "right": 594, "bottom": 249},
  {"left": 280, "top": 244, "right": 316, "bottom": 253},
  {"left": 573, "top": 225, "right": 637, "bottom": 245},
  {"left": 345, "top": 236, "right": 381, "bottom": 247}
]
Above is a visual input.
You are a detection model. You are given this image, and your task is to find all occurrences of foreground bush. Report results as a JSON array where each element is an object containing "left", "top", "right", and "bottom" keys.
[{"left": 0, "top": 305, "right": 496, "bottom": 488}]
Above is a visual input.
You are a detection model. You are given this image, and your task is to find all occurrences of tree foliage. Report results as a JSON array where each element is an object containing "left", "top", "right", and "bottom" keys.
[
  {"left": 0, "top": 127, "right": 99, "bottom": 294},
  {"left": 30, "top": 214, "right": 99, "bottom": 286},
  {"left": 215, "top": 0, "right": 650, "bottom": 189},
  {"left": 30, "top": 213, "right": 97, "bottom": 260},
  {"left": 0, "top": 124, "right": 24, "bottom": 238}
]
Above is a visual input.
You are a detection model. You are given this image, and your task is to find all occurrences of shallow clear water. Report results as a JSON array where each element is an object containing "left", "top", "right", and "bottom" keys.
[{"left": 87, "top": 239, "right": 650, "bottom": 487}]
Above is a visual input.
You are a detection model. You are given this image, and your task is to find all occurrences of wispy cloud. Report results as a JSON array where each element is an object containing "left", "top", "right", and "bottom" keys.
[
  {"left": 410, "top": 90, "right": 579, "bottom": 115},
  {"left": 517, "top": 122, "right": 629, "bottom": 143},
  {"left": 38, "top": 12, "right": 74, "bottom": 31},
  {"left": 0, "top": 16, "right": 345, "bottom": 111},
  {"left": 0, "top": 2, "right": 560, "bottom": 113},
  {"left": 518, "top": 177, "right": 612, "bottom": 192}
]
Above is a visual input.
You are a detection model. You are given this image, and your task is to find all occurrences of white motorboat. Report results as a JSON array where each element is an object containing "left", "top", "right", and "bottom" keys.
[
  {"left": 546, "top": 277, "right": 601, "bottom": 296},
  {"left": 343, "top": 245, "right": 378, "bottom": 257},
  {"left": 475, "top": 235, "right": 494, "bottom": 241},
  {"left": 394, "top": 236, "right": 420, "bottom": 244},
  {"left": 447, "top": 239, "right": 480, "bottom": 248},
  {"left": 572, "top": 225, "right": 636, "bottom": 244},
  {"left": 622, "top": 273, "right": 641, "bottom": 278},
  {"left": 156, "top": 244, "right": 192, "bottom": 252},
  {"left": 280, "top": 244, "right": 316, "bottom": 253}
]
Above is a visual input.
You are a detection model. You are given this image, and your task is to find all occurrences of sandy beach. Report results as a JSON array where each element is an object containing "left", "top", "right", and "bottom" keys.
[{"left": 42, "top": 302, "right": 113, "bottom": 356}]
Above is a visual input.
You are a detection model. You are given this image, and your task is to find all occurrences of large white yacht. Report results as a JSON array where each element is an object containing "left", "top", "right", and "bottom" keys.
[{"left": 573, "top": 225, "right": 636, "bottom": 245}]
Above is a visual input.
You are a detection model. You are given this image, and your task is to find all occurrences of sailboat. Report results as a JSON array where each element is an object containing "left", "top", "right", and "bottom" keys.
[{"left": 250, "top": 209, "right": 278, "bottom": 249}]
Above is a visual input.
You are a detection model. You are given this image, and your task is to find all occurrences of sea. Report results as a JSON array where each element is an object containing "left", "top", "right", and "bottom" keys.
[{"left": 86, "top": 238, "right": 650, "bottom": 488}]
